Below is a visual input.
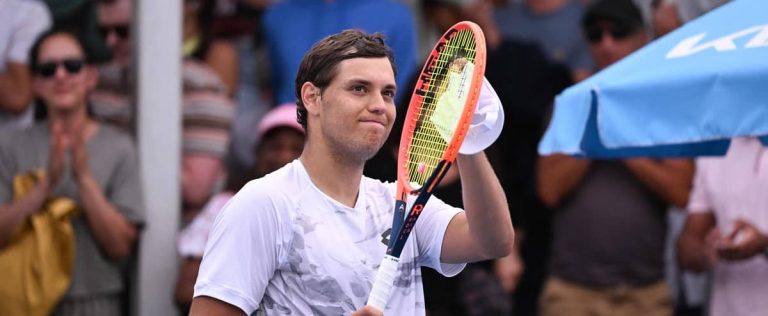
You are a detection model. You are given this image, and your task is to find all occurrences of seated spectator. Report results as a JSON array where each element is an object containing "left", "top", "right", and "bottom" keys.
[
  {"left": 0, "top": 29, "right": 143, "bottom": 316},
  {"left": 92, "top": 0, "right": 234, "bottom": 223},
  {"left": 537, "top": 1, "right": 694, "bottom": 316},
  {"left": 173, "top": 104, "right": 304, "bottom": 314}
]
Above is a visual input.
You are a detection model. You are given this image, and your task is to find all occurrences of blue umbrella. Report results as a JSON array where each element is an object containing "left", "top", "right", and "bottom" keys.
[{"left": 539, "top": 0, "right": 768, "bottom": 158}]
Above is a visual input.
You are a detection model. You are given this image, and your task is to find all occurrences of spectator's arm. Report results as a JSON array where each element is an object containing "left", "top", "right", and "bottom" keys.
[
  {"left": 205, "top": 40, "right": 239, "bottom": 95},
  {"left": 175, "top": 257, "right": 202, "bottom": 314},
  {"left": 677, "top": 212, "right": 717, "bottom": 273},
  {"left": 0, "top": 181, "right": 48, "bottom": 248},
  {"left": 537, "top": 154, "right": 591, "bottom": 208},
  {"left": 182, "top": 154, "right": 223, "bottom": 212},
  {"left": 623, "top": 158, "right": 694, "bottom": 208},
  {"left": 0, "top": 62, "right": 33, "bottom": 114},
  {"left": 78, "top": 173, "right": 138, "bottom": 260}
]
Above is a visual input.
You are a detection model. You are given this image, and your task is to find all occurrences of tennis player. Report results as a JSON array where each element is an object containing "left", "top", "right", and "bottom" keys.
[{"left": 189, "top": 29, "right": 513, "bottom": 316}]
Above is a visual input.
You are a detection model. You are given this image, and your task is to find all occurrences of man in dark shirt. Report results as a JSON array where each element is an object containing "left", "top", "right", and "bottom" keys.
[{"left": 537, "top": 1, "right": 694, "bottom": 315}]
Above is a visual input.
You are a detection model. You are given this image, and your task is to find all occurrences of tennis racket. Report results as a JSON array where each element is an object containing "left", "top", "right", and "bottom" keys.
[{"left": 367, "top": 21, "right": 486, "bottom": 311}]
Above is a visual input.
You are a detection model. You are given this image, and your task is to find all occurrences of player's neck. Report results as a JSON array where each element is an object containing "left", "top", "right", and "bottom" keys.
[{"left": 299, "top": 145, "right": 363, "bottom": 208}]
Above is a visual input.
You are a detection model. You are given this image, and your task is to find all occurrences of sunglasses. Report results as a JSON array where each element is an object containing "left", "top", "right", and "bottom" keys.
[
  {"left": 585, "top": 24, "right": 634, "bottom": 43},
  {"left": 99, "top": 24, "right": 131, "bottom": 40},
  {"left": 35, "top": 59, "right": 84, "bottom": 78}
]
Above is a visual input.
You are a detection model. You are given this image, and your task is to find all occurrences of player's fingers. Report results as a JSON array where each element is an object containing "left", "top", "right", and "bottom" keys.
[{"left": 353, "top": 305, "right": 383, "bottom": 316}]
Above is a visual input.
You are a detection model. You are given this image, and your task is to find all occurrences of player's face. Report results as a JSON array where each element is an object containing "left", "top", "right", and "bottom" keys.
[{"left": 317, "top": 57, "right": 397, "bottom": 163}]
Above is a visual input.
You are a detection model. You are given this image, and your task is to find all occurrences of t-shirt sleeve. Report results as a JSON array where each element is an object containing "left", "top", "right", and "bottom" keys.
[
  {"left": 414, "top": 196, "right": 466, "bottom": 277},
  {"left": 687, "top": 158, "right": 712, "bottom": 214},
  {"left": 193, "top": 182, "right": 290, "bottom": 315},
  {"left": 9, "top": 2, "right": 51, "bottom": 64}
]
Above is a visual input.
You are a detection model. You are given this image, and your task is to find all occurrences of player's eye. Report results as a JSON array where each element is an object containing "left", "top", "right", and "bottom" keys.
[{"left": 382, "top": 90, "right": 396, "bottom": 101}]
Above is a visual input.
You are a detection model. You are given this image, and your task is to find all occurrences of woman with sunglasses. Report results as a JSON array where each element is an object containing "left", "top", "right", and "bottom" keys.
[{"left": 0, "top": 29, "right": 143, "bottom": 315}]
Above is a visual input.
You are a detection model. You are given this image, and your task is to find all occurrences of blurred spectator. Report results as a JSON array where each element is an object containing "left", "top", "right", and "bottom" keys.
[
  {"left": 215, "top": 0, "right": 275, "bottom": 196},
  {"left": 173, "top": 104, "right": 305, "bottom": 314},
  {"left": 0, "top": 29, "right": 143, "bottom": 316},
  {"left": 676, "top": 137, "right": 768, "bottom": 316},
  {"left": 650, "top": 2, "right": 716, "bottom": 315},
  {"left": 493, "top": 0, "right": 594, "bottom": 82},
  {"left": 537, "top": 1, "right": 694, "bottom": 315},
  {"left": 261, "top": 0, "right": 418, "bottom": 105},
  {"left": 0, "top": 0, "right": 51, "bottom": 131},
  {"left": 650, "top": 0, "right": 729, "bottom": 37},
  {"left": 419, "top": 1, "right": 572, "bottom": 314},
  {"left": 45, "top": 0, "right": 112, "bottom": 63},
  {"left": 183, "top": 0, "right": 238, "bottom": 93},
  {"left": 91, "top": 0, "right": 234, "bottom": 223}
]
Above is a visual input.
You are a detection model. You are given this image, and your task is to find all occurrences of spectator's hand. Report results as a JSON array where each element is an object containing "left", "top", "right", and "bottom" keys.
[
  {"left": 717, "top": 219, "right": 768, "bottom": 261},
  {"left": 494, "top": 250, "right": 524, "bottom": 294},
  {"left": 351, "top": 306, "right": 383, "bottom": 316},
  {"left": 703, "top": 227, "right": 722, "bottom": 268},
  {"left": 47, "top": 120, "right": 71, "bottom": 189},
  {"left": 70, "top": 123, "right": 91, "bottom": 180}
]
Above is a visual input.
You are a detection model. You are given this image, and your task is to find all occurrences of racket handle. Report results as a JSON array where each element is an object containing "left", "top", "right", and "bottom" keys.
[{"left": 367, "top": 255, "right": 399, "bottom": 311}]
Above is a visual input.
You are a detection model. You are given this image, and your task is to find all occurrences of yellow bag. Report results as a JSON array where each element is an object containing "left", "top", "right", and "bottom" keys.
[{"left": 0, "top": 170, "right": 78, "bottom": 316}]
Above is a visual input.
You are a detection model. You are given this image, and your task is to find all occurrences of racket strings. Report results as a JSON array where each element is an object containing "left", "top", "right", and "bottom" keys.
[{"left": 406, "top": 29, "right": 478, "bottom": 187}]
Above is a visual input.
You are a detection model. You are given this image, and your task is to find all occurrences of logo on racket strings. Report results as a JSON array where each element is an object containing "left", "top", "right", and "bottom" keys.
[{"left": 414, "top": 28, "right": 459, "bottom": 97}]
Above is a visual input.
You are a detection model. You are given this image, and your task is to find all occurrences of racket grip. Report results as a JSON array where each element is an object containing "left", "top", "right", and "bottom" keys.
[{"left": 366, "top": 255, "right": 400, "bottom": 311}]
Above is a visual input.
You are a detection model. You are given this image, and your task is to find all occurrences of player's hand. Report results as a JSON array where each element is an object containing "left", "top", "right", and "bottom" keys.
[
  {"left": 717, "top": 219, "right": 768, "bottom": 261},
  {"left": 352, "top": 306, "right": 383, "bottom": 316},
  {"left": 70, "top": 123, "right": 92, "bottom": 180}
]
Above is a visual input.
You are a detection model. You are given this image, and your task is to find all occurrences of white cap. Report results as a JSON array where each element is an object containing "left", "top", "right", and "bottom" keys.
[{"left": 459, "top": 77, "right": 505, "bottom": 155}]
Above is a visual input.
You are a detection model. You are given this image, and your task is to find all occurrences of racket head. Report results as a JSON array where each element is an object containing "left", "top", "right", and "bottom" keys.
[{"left": 397, "top": 21, "right": 486, "bottom": 193}]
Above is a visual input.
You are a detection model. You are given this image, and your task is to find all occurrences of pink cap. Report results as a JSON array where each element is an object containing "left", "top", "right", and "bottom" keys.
[{"left": 257, "top": 103, "right": 304, "bottom": 137}]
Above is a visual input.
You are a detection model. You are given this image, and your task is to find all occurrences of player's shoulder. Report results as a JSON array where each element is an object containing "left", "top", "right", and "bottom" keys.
[{"left": 235, "top": 160, "right": 309, "bottom": 208}]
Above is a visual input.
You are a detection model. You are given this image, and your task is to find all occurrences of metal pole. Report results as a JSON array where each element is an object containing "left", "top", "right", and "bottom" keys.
[{"left": 136, "top": 0, "right": 181, "bottom": 315}]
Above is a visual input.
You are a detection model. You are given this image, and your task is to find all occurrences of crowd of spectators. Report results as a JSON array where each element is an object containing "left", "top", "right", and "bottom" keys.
[{"left": 2, "top": 1, "right": 765, "bottom": 316}]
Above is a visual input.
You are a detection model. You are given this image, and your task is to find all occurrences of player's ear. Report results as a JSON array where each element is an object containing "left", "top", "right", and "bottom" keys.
[{"left": 301, "top": 82, "right": 322, "bottom": 116}]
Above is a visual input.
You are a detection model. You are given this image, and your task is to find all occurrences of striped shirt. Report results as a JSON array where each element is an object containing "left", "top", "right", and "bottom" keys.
[{"left": 89, "top": 60, "right": 234, "bottom": 158}]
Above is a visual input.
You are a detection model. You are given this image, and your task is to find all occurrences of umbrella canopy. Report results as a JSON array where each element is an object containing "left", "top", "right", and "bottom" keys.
[{"left": 539, "top": 0, "right": 768, "bottom": 158}]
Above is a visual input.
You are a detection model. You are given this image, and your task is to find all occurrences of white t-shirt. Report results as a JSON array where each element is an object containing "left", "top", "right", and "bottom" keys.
[
  {"left": 0, "top": 0, "right": 51, "bottom": 129},
  {"left": 194, "top": 160, "right": 465, "bottom": 315}
]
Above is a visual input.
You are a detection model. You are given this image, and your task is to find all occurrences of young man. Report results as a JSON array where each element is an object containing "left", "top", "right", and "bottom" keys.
[{"left": 190, "top": 30, "right": 514, "bottom": 315}]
